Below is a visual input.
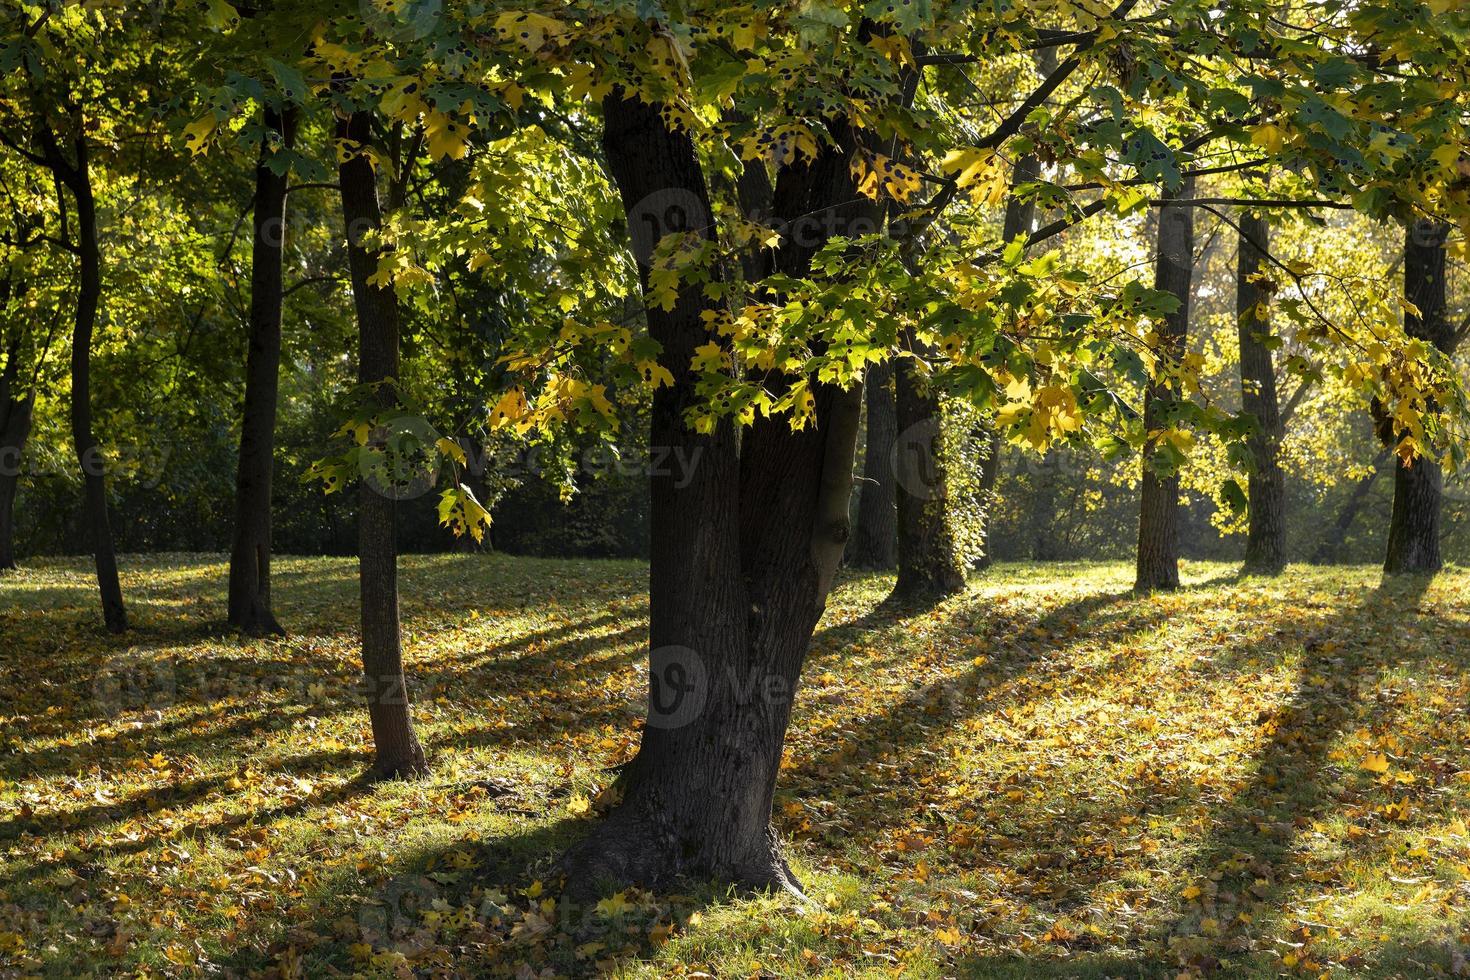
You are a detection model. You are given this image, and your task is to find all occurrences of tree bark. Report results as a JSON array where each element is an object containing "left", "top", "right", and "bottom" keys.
[
  {"left": 228, "top": 105, "right": 297, "bottom": 635},
  {"left": 847, "top": 359, "right": 897, "bottom": 569},
  {"left": 40, "top": 118, "right": 127, "bottom": 631},
  {"left": 893, "top": 353, "right": 966, "bottom": 598},
  {"left": 0, "top": 340, "right": 33, "bottom": 571},
  {"left": 1134, "top": 180, "right": 1194, "bottom": 592},
  {"left": 338, "top": 109, "right": 428, "bottom": 780},
  {"left": 1383, "top": 219, "right": 1453, "bottom": 575},
  {"left": 561, "top": 93, "right": 872, "bottom": 895},
  {"left": 1235, "top": 212, "right": 1287, "bottom": 574}
]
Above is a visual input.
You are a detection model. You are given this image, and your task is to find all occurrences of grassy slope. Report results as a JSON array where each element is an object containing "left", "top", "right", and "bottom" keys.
[{"left": 1, "top": 555, "right": 1468, "bottom": 978}]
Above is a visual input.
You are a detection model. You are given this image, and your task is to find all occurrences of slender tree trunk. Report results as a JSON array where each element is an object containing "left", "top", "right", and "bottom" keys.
[
  {"left": 562, "top": 93, "right": 870, "bottom": 895},
  {"left": 338, "top": 110, "right": 428, "bottom": 780},
  {"left": 228, "top": 105, "right": 296, "bottom": 636},
  {"left": 1236, "top": 213, "right": 1287, "bottom": 574},
  {"left": 49, "top": 127, "right": 128, "bottom": 632},
  {"left": 1030, "top": 453, "right": 1063, "bottom": 560},
  {"left": 1312, "top": 450, "right": 1388, "bottom": 564},
  {"left": 847, "top": 359, "right": 897, "bottom": 569},
  {"left": 1135, "top": 181, "right": 1194, "bottom": 592},
  {"left": 974, "top": 428, "right": 1003, "bottom": 568},
  {"left": 0, "top": 347, "right": 33, "bottom": 571},
  {"left": 1383, "top": 220, "right": 1453, "bottom": 574}
]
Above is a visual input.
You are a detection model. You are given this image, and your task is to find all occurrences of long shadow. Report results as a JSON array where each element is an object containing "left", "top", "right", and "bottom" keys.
[
  {"left": 786, "top": 584, "right": 1152, "bottom": 827},
  {"left": 210, "top": 814, "right": 714, "bottom": 979},
  {"left": 1131, "top": 571, "right": 1448, "bottom": 974}
]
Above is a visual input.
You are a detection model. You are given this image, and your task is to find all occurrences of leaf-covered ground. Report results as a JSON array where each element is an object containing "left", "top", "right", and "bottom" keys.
[{"left": 2, "top": 555, "right": 1469, "bottom": 978}]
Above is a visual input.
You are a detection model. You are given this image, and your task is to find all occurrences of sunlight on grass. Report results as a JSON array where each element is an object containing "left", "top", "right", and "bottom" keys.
[{"left": 2, "top": 556, "right": 1468, "bottom": 977}]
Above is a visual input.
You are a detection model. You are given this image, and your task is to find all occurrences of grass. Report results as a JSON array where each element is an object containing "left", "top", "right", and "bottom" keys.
[{"left": 2, "top": 554, "right": 1469, "bottom": 977}]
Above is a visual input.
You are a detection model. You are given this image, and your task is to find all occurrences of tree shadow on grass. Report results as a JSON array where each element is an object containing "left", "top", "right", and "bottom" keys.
[
  {"left": 211, "top": 814, "right": 718, "bottom": 979},
  {"left": 1121, "top": 572, "right": 1452, "bottom": 975}
]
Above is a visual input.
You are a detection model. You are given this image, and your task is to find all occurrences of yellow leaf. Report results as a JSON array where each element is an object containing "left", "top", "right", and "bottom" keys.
[
  {"left": 1360, "top": 752, "right": 1390, "bottom": 773},
  {"left": 1250, "top": 123, "right": 1287, "bottom": 154}
]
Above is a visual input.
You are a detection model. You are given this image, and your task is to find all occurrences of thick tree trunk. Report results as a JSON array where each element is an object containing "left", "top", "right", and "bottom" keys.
[
  {"left": 1135, "top": 181, "right": 1194, "bottom": 592},
  {"left": 893, "top": 355, "right": 966, "bottom": 598},
  {"left": 562, "top": 93, "right": 869, "bottom": 895},
  {"left": 0, "top": 347, "right": 33, "bottom": 571},
  {"left": 1312, "top": 450, "right": 1388, "bottom": 563},
  {"left": 847, "top": 359, "right": 897, "bottom": 569},
  {"left": 1383, "top": 220, "right": 1453, "bottom": 574},
  {"left": 56, "top": 132, "right": 128, "bottom": 632},
  {"left": 338, "top": 110, "right": 428, "bottom": 780},
  {"left": 1236, "top": 213, "right": 1287, "bottom": 574},
  {"left": 228, "top": 105, "right": 296, "bottom": 636}
]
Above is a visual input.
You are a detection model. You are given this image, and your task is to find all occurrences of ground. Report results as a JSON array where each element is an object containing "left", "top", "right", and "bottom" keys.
[{"left": 1, "top": 555, "right": 1468, "bottom": 978}]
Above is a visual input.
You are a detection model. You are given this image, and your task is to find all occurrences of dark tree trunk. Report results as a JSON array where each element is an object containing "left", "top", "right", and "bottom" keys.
[
  {"left": 1312, "top": 450, "right": 1389, "bottom": 564},
  {"left": 562, "top": 93, "right": 870, "bottom": 895},
  {"left": 1383, "top": 220, "right": 1454, "bottom": 575},
  {"left": 1235, "top": 213, "right": 1287, "bottom": 574},
  {"left": 847, "top": 359, "right": 897, "bottom": 569},
  {"left": 0, "top": 342, "right": 33, "bottom": 571},
  {"left": 42, "top": 123, "right": 127, "bottom": 631},
  {"left": 1135, "top": 181, "right": 1194, "bottom": 592},
  {"left": 228, "top": 105, "right": 297, "bottom": 636},
  {"left": 893, "top": 356, "right": 966, "bottom": 598},
  {"left": 338, "top": 110, "right": 428, "bottom": 780}
]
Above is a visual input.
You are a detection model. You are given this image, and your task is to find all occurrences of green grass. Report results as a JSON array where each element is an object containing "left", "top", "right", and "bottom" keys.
[{"left": 2, "top": 555, "right": 1468, "bottom": 977}]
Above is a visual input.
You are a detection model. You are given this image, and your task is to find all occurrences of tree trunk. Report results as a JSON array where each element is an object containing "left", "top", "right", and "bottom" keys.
[
  {"left": 228, "top": 105, "right": 296, "bottom": 636},
  {"left": 893, "top": 355, "right": 967, "bottom": 598},
  {"left": 1135, "top": 181, "right": 1194, "bottom": 592},
  {"left": 562, "top": 93, "right": 870, "bottom": 895},
  {"left": 338, "top": 110, "right": 428, "bottom": 780},
  {"left": 1030, "top": 452, "right": 1063, "bottom": 560},
  {"left": 847, "top": 359, "right": 897, "bottom": 569},
  {"left": 1312, "top": 450, "right": 1388, "bottom": 564},
  {"left": 1235, "top": 213, "right": 1287, "bottom": 574},
  {"left": 51, "top": 126, "right": 128, "bottom": 632},
  {"left": 1383, "top": 220, "right": 1453, "bottom": 575},
  {"left": 0, "top": 344, "right": 32, "bottom": 571}
]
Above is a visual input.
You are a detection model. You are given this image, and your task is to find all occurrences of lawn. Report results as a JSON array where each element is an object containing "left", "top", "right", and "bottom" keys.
[{"left": 2, "top": 555, "right": 1468, "bottom": 978}]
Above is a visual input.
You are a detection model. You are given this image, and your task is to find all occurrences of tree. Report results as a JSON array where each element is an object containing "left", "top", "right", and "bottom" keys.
[
  {"left": 0, "top": 327, "right": 33, "bottom": 571},
  {"left": 893, "top": 355, "right": 967, "bottom": 598},
  {"left": 1235, "top": 212, "right": 1287, "bottom": 574},
  {"left": 228, "top": 104, "right": 297, "bottom": 636},
  {"left": 1381, "top": 220, "right": 1456, "bottom": 575},
  {"left": 1135, "top": 182, "right": 1194, "bottom": 593},
  {"left": 846, "top": 360, "right": 897, "bottom": 569},
  {"left": 337, "top": 109, "right": 428, "bottom": 779},
  {"left": 33, "top": 113, "right": 128, "bottom": 632}
]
